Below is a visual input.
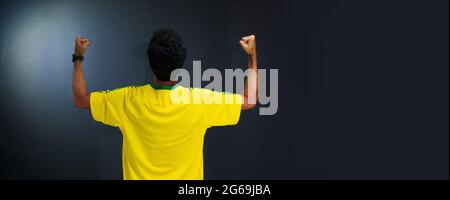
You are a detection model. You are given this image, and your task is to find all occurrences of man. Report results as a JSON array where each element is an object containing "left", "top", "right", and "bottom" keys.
[{"left": 72, "top": 29, "right": 258, "bottom": 180}]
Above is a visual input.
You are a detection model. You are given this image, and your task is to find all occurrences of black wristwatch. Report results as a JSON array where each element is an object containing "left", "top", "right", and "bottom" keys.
[{"left": 72, "top": 54, "right": 84, "bottom": 62}]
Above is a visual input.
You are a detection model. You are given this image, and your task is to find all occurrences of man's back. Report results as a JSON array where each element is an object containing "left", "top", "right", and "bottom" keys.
[
  {"left": 72, "top": 29, "right": 257, "bottom": 180},
  {"left": 90, "top": 84, "right": 242, "bottom": 180}
]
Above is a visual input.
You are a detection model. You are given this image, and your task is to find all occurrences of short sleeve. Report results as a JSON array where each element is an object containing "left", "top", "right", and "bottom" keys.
[
  {"left": 90, "top": 87, "right": 130, "bottom": 127},
  {"left": 200, "top": 89, "right": 243, "bottom": 127}
]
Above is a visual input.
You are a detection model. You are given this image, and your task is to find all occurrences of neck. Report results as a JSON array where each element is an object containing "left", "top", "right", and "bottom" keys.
[{"left": 154, "top": 79, "right": 177, "bottom": 86}]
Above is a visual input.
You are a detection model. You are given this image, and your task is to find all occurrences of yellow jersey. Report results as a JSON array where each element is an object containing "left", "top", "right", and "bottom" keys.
[{"left": 89, "top": 83, "right": 242, "bottom": 180}]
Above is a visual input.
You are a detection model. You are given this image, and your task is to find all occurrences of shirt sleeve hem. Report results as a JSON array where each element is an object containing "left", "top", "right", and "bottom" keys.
[{"left": 89, "top": 92, "right": 102, "bottom": 122}]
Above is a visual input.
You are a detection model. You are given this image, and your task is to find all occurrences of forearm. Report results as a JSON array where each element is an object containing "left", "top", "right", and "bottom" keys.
[
  {"left": 72, "top": 61, "right": 90, "bottom": 108},
  {"left": 243, "top": 53, "right": 258, "bottom": 109}
]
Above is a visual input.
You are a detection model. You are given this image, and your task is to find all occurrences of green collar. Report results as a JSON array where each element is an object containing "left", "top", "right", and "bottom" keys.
[{"left": 149, "top": 83, "right": 178, "bottom": 90}]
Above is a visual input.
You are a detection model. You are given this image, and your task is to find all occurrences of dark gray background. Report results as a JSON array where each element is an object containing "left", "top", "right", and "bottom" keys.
[{"left": 0, "top": 0, "right": 448, "bottom": 179}]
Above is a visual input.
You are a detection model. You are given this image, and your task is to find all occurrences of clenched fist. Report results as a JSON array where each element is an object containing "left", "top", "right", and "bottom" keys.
[
  {"left": 74, "top": 36, "right": 90, "bottom": 56},
  {"left": 239, "top": 35, "right": 256, "bottom": 56}
]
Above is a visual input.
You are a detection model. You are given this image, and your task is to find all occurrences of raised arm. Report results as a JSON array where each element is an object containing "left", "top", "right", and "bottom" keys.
[
  {"left": 239, "top": 35, "right": 258, "bottom": 110},
  {"left": 72, "top": 36, "right": 91, "bottom": 109}
]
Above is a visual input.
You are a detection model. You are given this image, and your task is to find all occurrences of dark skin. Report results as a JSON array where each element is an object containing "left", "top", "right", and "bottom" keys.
[
  {"left": 72, "top": 35, "right": 258, "bottom": 110},
  {"left": 72, "top": 36, "right": 90, "bottom": 109}
]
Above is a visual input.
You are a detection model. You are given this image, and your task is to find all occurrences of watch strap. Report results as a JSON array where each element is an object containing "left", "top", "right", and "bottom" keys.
[{"left": 72, "top": 54, "right": 84, "bottom": 62}]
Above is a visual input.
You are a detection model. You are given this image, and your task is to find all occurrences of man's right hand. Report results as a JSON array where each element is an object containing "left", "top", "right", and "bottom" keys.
[
  {"left": 239, "top": 35, "right": 256, "bottom": 57},
  {"left": 75, "top": 36, "right": 90, "bottom": 56}
]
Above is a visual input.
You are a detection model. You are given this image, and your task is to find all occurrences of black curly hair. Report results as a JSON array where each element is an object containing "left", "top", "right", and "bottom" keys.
[{"left": 146, "top": 29, "right": 186, "bottom": 81}]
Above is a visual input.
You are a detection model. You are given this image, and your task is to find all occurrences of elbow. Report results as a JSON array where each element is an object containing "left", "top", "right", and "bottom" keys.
[
  {"left": 242, "top": 102, "right": 257, "bottom": 111},
  {"left": 242, "top": 96, "right": 258, "bottom": 110},
  {"left": 73, "top": 94, "right": 90, "bottom": 109},
  {"left": 74, "top": 100, "right": 89, "bottom": 109},
  {"left": 248, "top": 103, "right": 257, "bottom": 110},
  {"left": 74, "top": 101, "right": 83, "bottom": 109},
  {"left": 242, "top": 103, "right": 257, "bottom": 111}
]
